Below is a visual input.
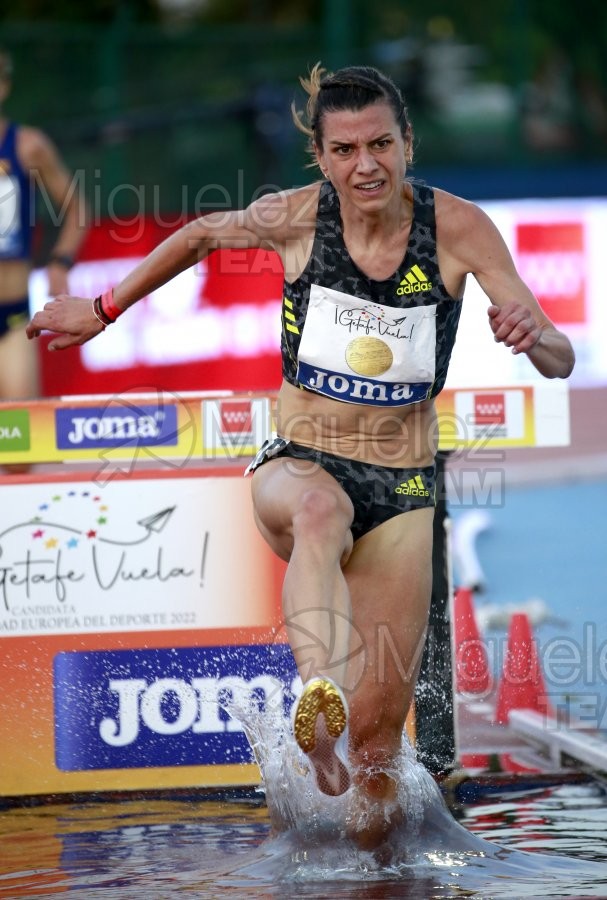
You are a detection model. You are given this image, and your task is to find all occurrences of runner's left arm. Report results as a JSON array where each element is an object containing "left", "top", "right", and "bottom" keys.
[{"left": 457, "top": 202, "right": 575, "bottom": 379}]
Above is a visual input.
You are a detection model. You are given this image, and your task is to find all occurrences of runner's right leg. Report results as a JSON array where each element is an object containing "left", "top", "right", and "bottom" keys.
[{"left": 251, "top": 457, "right": 355, "bottom": 795}]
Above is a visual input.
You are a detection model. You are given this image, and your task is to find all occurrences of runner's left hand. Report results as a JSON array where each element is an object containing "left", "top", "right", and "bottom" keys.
[{"left": 488, "top": 302, "right": 542, "bottom": 354}]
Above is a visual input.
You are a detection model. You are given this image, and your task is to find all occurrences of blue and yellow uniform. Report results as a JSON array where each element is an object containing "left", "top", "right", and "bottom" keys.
[{"left": 0, "top": 122, "right": 32, "bottom": 336}]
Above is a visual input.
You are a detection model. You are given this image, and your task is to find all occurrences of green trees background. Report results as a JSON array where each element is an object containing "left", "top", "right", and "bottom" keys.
[{"left": 2, "top": 0, "right": 606, "bottom": 217}]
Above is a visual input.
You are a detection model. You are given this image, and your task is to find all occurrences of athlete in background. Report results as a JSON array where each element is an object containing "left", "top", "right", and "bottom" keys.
[{"left": 0, "top": 46, "right": 88, "bottom": 401}]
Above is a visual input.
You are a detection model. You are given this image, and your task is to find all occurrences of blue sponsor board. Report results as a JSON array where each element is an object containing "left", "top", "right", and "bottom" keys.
[
  {"left": 55, "top": 403, "right": 179, "bottom": 450},
  {"left": 54, "top": 644, "right": 297, "bottom": 771}
]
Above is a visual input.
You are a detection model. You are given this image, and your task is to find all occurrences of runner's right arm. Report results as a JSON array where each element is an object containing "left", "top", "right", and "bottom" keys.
[{"left": 26, "top": 189, "right": 310, "bottom": 351}]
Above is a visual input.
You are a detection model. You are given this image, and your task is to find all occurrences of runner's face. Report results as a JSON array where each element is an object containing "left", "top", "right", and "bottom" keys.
[{"left": 316, "top": 102, "right": 409, "bottom": 211}]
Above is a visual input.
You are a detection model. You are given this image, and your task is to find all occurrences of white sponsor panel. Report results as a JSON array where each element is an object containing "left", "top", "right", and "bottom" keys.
[
  {"left": 453, "top": 389, "right": 525, "bottom": 441},
  {"left": 446, "top": 198, "right": 607, "bottom": 389},
  {"left": 532, "top": 381, "right": 570, "bottom": 446},
  {"left": 0, "top": 476, "right": 274, "bottom": 637},
  {"left": 201, "top": 396, "right": 272, "bottom": 458}
]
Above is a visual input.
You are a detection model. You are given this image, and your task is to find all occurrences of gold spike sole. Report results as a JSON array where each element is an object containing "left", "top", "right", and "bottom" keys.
[{"left": 293, "top": 677, "right": 347, "bottom": 754}]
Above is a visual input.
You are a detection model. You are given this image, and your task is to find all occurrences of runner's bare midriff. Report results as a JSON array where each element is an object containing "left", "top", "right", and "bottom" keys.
[
  {"left": 275, "top": 380, "right": 438, "bottom": 468},
  {"left": 0, "top": 259, "right": 30, "bottom": 302}
]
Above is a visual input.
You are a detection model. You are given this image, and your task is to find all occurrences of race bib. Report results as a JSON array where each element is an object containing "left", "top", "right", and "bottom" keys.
[
  {"left": 0, "top": 174, "right": 21, "bottom": 256},
  {"left": 296, "top": 284, "right": 437, "bottom": 406}
]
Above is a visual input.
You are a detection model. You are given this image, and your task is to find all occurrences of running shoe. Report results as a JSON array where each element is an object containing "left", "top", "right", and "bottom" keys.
[{"left": 293, "top": 676, "right": 351, "bottom": 797}]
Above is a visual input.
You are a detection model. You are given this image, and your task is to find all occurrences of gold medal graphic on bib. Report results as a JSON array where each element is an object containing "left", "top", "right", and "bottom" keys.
[{"left": 345, "top": 336, "right": 393, "bottom": 377}]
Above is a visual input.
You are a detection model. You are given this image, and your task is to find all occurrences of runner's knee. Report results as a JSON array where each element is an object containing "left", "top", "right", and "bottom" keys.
[{"left": 292, "top": 487, "right": 353, "bottom": 542}]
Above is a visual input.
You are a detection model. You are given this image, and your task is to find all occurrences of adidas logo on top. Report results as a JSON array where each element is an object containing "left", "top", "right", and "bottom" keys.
[
  {"left": 395, "top": 475, "right": 429, "bottom": 496},
  {"left": 396, "top": 264, "right": 432, "bottom": 295}
]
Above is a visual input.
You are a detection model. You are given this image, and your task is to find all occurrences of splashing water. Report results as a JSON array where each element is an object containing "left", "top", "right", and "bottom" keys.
[{"left": 221, "top": 687, "right": 607, "bottom": 895}]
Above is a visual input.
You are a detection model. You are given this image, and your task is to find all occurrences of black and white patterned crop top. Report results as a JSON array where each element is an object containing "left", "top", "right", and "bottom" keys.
[{"left": 280, "top": 179, "right": 462, "bottom": 407}]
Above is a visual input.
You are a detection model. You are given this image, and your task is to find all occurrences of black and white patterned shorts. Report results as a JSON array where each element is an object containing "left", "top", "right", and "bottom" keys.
[{"left": 246, "top": 437, "right": 436, "bottom": 541}]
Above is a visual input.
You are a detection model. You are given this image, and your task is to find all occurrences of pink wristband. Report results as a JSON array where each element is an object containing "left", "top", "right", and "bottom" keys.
[{"left": 100, "top": 288, "right": 122, "bottom": 323}]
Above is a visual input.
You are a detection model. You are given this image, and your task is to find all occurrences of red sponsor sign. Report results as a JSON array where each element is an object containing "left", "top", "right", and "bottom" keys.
[
  {"left": 474, "top": 393, "right": 505, "bottom": 425},
  {"left": 219, "top": 399, "right": 253, "bottom": 434},
  {"left": 38, "top": 217, "right": 284, "bottom": 398},
  {"left": 516, "top": 222, "right": 586, "bottom": 325}
]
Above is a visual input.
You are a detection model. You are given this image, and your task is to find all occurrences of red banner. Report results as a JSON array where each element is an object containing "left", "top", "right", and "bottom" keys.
[
  {"left": 39, "top": 217, "right": 284, "bottom": 397},
  {"left": 516, "top": 221, "right": 586, "bottom": 325}
]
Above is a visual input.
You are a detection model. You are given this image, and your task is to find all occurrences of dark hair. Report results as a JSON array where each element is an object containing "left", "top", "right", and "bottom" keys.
[{"left": 292, "top": 62, "right": 412, "bottom": 166}]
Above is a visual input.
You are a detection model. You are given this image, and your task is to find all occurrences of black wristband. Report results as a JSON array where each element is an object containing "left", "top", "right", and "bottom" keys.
[{"left": 48, "top": 253, "right": 74, "bottom": 270}]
